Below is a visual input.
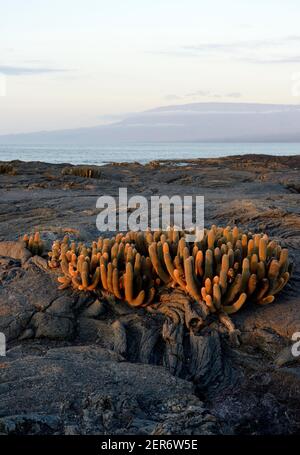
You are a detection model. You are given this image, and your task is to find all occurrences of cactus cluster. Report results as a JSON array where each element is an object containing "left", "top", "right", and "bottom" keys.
[
  {"left": 22, "top": 232, "right": 44, "bottom": 256},
  {"left": 49, "top": 233, "right": 156, "bottom": 305},
  {"left": 61, "top": 166, "right": 101, "bottom": 179},
  {"left": 49, "top": 226, "right": 291, "bottom": 315}
]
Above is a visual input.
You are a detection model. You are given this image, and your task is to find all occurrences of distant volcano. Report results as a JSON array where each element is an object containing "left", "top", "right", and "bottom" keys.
[{"left": 1, "top": 102, "right": 300, "bottom": 144}]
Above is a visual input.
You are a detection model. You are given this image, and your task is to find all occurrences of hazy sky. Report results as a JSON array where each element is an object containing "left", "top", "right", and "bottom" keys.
[{"left": 1, "top": 0, "right": 300, "bottom": 134}]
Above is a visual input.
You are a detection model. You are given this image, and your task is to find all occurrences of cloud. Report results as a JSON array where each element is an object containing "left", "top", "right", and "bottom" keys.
[
  {"left": 0, "top": 65, "right": 67, "bottom": 75},
  {"left": 182, "top": 39, "right": 279, "bottom": 53},
  {"left": 164, "top": 94, "right": 182, "bottom": 101},
  {"left": 286, "top": 35, "right": 300, "bottom": 42},
  {"left": 248, "top": 55, "right": 300, "bottom": 64},
  {"left": 227, "top": 92, "right": 242, "bottom": 98},
  {"left": 164, "top": 90, "right": 242, "bottom": 101},
  {"left": 155, "top": 36, "right": 300, "bottom": 65},
  {"left": 185, "top": 90, "right": 210, "bottom": 97},
  {"left": 183, "top": 36, "right": 300, "bottom": 53}
]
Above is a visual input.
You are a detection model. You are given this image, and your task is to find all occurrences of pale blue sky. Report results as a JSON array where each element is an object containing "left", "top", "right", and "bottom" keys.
[{"left": 1, "top": 0, "right": 300, "bottom": 134}]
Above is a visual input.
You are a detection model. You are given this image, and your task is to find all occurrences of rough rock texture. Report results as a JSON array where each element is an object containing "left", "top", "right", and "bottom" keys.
[
  {"left": 0, "top": 345, "right": 219, "bottom": 435},
  {"left": 0, "top": 155, "right": 300, "bottom": 434},
  {"left": 0, "top": 241, "right": 31, "bottom": 263}
]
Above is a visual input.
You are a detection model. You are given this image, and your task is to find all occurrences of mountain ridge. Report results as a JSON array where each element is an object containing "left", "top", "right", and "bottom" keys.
[{"left": 1, "top": 102, "right": 300, "bottom": 144}]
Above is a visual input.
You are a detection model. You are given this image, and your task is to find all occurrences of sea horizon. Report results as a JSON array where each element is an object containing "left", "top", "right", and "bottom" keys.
[{"left": 1, "top": 141, "right": 300, "bottom": 166}]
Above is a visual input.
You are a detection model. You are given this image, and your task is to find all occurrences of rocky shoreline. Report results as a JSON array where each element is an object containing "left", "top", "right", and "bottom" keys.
[{"left": 0, "top": 154, "right": 300, "bottom": 435}]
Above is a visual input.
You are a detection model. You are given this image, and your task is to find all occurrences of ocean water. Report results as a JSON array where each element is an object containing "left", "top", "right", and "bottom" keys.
[{"left": 0, "top": 142, "right": 299, "bottom": 165}]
